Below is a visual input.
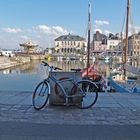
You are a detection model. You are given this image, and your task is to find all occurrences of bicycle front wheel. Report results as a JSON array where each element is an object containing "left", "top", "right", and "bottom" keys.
[
  {"left": 32, "top": 81, "right": 50, "bottom": 110},
  {"left": 71, "top": 80, "right": 98, "bottom": 109}
]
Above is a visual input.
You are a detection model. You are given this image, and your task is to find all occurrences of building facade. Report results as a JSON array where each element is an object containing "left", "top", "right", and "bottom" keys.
[
  {"left": 92, "top": 31, "right": 107, "bottom": 55},
  {"left": 107, "top": 33, "right": 121, "bottom": 51},
  {"left": 54, "top": 34, "right": 86, "bottom": 56},
  {"left": 93, "top": 31, "right": 107, "bottom": 51},
  {"left": 128, "top": 32, "right": 140, "bottom": 57}
]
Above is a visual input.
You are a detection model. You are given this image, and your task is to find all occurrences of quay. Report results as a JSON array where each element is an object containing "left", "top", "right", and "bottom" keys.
[
  {"left": 0, "top": 90, "right": 140, "bottom": 139},
  {"left": 0, "top": 55, "right": 45, "bottom": 71},
  {"left": 0, "top": 56, "right": 30, "bottom": 70}
]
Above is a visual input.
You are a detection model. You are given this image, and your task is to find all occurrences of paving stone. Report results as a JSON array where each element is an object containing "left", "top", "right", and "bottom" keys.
[{"left": 0, "top": 91, "right": 140, "bottom": 125}]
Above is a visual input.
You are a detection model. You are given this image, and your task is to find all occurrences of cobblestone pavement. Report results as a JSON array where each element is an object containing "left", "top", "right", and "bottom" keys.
[{"left": 0, "top": 91, "right": 140, "bottom": 125}]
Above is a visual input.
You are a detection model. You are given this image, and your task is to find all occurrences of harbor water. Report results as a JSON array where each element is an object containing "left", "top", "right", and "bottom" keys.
[{"left": 0, "top": 60, "right": 109, "bottom": 91}]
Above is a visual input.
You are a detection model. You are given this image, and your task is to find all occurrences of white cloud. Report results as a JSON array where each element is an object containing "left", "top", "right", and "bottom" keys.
[
  {"left": 94, "top": 28, "right": 103, "bottom": 34},
  {"left": 20, "top": 35, "right": 29, "bottom": 40},
  {"left": 94, "top": 20, "right": 110, "bottom": 27},
  {"left": 0, "top": 25, "right": 72, "bottom": 49},
  {"left": 104, "top": 30, "right": 112, "bottom": 35},
  {"left": 129, "top": 24, "right": 140, "bottom": 34},
  {"left": 94, "top": 29, "right": 114, "bottom": 36},
  {"left": 34, "top": 25, "right": 69, "bottom": 36},
  {"left": 134, "top": 26, "right": 140, "bottom": 33},
  {"left": 2, "top": 28, "right": 22, "bottom": 33}
]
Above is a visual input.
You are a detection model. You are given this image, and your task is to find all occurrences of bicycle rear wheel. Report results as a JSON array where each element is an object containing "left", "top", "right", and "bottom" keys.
[
  {"left": 71, "top": 80, "right": 98, "bottom": 109},
  {"left": 32, "top": 81, "right": 50, "bottom": 110}
]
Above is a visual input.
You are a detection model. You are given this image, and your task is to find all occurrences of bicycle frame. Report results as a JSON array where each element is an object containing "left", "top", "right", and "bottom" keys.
[
  {"left": 44, "top": 66, "right": 77, "bottom": 95},
  {"left": 33, "top": 61, "right": 99, "bottom": 109},
  {"left": 50, "top": 74, "right": 77, "bottom": 92}
]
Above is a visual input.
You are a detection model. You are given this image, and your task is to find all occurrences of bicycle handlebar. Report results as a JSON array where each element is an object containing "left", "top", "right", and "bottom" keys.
[
  {"left": 54, "top": 67, "right": 62, "bottom": 71},
  {"left": 42, "top": 61, "right": 49, "bottom": 67},
  {"left": 71, "top": 68, "right": 82, "bottom": 72},
  {"left": 42, "top": 61, "right": 62, "bottom": 71}
]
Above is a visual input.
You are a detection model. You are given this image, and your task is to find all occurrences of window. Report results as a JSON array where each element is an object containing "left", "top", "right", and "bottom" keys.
[
  {"left": 64, "top": 48, "right": 66, "bottom": 53},
  {"left": 67, "top": 48, "right": 69, "bottom": 53},
  {"left": 61, "top": 48, "right": 63, "bottom": 52}
]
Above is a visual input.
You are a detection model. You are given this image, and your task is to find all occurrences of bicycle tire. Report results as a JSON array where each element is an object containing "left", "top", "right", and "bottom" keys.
[
  {"left": 71, "top": 80, "right": 98, "bottom": 109},
  {"left": 32, "top": 81, "right": 50, "bottom": 110}
]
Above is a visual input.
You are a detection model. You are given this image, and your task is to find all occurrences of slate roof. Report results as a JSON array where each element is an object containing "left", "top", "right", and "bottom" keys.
[
  {"left": 55, "top": 34, "right": 85, "bottom": 41},
  {"left": 129, "top": 32, "right": 140, "bottom": 39},
  {"left": 93, "top": 31, "right": 107, "bottom": 44},
  {"left": 93, "top": 32, "right": 107, "bottom": 41}
]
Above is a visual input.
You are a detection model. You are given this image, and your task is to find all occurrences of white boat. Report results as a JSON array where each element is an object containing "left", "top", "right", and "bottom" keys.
[{"left": 124, "top": 64, "right": 140, "bottom": 75}]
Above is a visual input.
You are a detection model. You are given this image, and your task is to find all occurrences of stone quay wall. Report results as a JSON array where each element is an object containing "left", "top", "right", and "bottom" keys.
[{"left": 0, "top": 56, "right": 30, "bottom": 70}]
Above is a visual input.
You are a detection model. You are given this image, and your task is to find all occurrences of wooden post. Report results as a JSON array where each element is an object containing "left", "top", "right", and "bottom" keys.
[{"left": 87, "top": 1, "right": 91, "bottom": 77}]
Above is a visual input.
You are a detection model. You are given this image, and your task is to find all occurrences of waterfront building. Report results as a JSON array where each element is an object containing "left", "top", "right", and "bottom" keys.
[
  {"left": 92, "top": 31, "right": 107, "bottom": 56},
  {"left": 92, "top": 32, "right": 123, "bottom": 59},
  {"left": 20, "top": 41, "right": 38, "bottom": 54},
  {"left": 54, "top": 34, "right": 86, "bottom": 56},
  {"left": 128, "top": 32, "right": 140, "bottom": 57},
  {"left": 107, "top": 33, "right": 121, "bottom": 51}
]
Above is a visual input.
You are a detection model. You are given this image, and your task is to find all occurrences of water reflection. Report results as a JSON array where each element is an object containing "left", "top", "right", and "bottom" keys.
[
  {"left": 0, "top": 60, "right": 41, "bottom": 75},
  {"left": 0, "top": 60, "right": 109, "bottom": 91},
  {"left": 50, "top": 60, "right": 86, "bottom": 72},
  {"left": 1, "top": 59, "right": 139, "bottom": 91}
]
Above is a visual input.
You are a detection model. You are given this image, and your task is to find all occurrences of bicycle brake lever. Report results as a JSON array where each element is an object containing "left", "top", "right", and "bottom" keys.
[{"left": 42, "top": 61, "right": 49, "bottom": 67}]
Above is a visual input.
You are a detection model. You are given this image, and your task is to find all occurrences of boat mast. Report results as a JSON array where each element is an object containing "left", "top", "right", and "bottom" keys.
[
  {"left": 124, "top": 0, "right": 130, "bottom": 78},
  {"left": 87, "top": 1, "right": 91, "bottom": 76}
]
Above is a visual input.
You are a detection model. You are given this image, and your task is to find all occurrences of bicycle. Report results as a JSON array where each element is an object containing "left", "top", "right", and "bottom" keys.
[{"left": 32, "top": 61, "right": 99, "bottom": 110}]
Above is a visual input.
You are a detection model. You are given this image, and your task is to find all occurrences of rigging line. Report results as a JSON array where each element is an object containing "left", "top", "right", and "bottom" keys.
[
  {"left": 126, "top": 0, "right": 135, "bottom": 38},
  {"left": 129, "top": 0, "right": 135, "bottom": 57},
  {"left": 129, "top": 2, "right": 136, "bottom": 35},
  {"left": 120, "top": 2, "right": 127, "bottom": 60},
  {"left": 121, "top": 7, "right": 126, "bottom": 34}
]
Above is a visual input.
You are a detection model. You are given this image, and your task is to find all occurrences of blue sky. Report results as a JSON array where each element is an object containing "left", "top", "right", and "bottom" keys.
[{"left": 0, "top": 0, "right": 140, "bottom": 49}]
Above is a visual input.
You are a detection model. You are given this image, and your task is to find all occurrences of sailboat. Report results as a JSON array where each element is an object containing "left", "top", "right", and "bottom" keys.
[
  {"left": 81, "top": 1, "right": 109, "bottom": 92},
  {"left": 110, "top": 0, "right": 140, "bottom": 93}
]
